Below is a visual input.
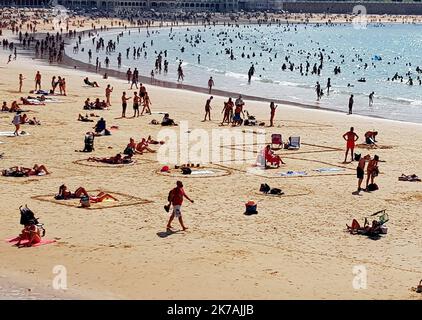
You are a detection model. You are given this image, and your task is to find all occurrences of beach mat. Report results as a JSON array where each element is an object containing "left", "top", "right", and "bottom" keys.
[
  {"left": 5, "top": 237, "right": 56, "bottom": 247},
  {"left": 280, "top": 171, "right": 308, "bottom": 177},
  {"left": 314, "top": 168, "right": 345, "bottom": 173},
  {"left": 0, "top": 131, "right": 30, "bottom": 137}
]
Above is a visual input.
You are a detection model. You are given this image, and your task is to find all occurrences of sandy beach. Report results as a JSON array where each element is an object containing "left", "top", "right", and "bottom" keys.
[{"left": 0, "top": 12, "right": 421, "bottom": 300}]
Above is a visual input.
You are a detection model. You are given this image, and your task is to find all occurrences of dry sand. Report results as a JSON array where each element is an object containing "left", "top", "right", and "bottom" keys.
[{"left": 0, "top": 15, "right": 421, "bottom": 300}]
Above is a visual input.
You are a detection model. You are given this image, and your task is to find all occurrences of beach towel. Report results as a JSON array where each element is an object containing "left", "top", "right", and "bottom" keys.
[
  {"left": 0, "top": 131, "right": 30, "bottom": 137},
  {"left": 190, "top": 170, "right": 215, "bottom": 175},
  {"left": 151, "top": 111, "right": 167, "bottom": 115},
  {"left": 314, "top": 168, "right": 345, "bottom": 173},
  {"left": 280, "top": 171, "right": 307, "bottom": 177},
  {"left": 5, "top": 237, "right": 56, "bottom": 247}
]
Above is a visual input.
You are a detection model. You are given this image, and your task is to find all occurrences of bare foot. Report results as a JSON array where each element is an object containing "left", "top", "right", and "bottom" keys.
[{"left": 182, "top": 227, "right": 189, "bottom": 231}]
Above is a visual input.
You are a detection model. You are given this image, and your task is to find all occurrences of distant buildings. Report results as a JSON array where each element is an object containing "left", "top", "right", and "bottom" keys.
[{"left": 0, "top": 0, "right": 280, "bottom": 12}]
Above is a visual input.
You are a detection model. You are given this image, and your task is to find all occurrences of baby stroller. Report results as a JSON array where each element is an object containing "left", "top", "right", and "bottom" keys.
[
  {"left": 243, "top": 110, "right": 257, "bottom": 126},
  {"left": 83, "top": 132, "right": 95, "bottom": 152},
  {"left": 19, "top": 205, "right": 46, "bottom": 237}
]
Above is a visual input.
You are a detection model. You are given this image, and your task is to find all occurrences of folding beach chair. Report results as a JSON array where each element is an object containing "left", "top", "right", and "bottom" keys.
[
  {"left": 271, "top": 134, "right": 283, "bottom": 150},
  {"left": 288, "top": 136, "right": 301, "bottom": 150}
]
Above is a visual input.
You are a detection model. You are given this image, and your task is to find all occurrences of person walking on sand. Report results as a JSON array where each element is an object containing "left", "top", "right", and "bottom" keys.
[
  {"left": 269, "top": 101, "right": 277, "bottom": 127},
  {"left": 208, "top": 76, "right": 214, "bottom": 94},
  {"left": 12, "top": 111, "right": 21, "bottom": 136},
  {"left": 105, "top": 84, "right": 113, "bottom": 107},
  {"left": 203, "top": 96, "right": 213, "bottom": 121},
  {"left": 121, "top": 91, "right": 131, "bottom": 118},
  {"left": 348, "top": 94, "right": 354, "bottom": 114},
  {"left": 166, "top": 181, "right": 194, "bottom": 232},
  {"left": 35, "top": 71, "right": 41, "bottom": 91},
  {"left": 343, "top": 127, "right": 359, "bottom": 163},
  {"left": 356, "top": 154, "right": 370, "bottom": 192},
  {"left": 19, "top": 74, "right": 24, "bottom": 93},
  {"left": 141, "top": 92, "right": 152, "bottom": 116}
]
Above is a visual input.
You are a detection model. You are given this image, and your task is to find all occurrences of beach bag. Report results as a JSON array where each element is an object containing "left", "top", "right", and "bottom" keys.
[
  {"left": 80, "top": 195, "right": 91, "bottom": 208},
  {"left": 367, "top": 183, "right": 379, "bottom": 192},
  {"left": 354, "top": 153, "right": 361, "bottom": 161},
  {"left": 244, "top": 204, "right": 258, "bottom": 216},
  {"left": 181, "top": 167, "right": 192, "bottom": 175}
]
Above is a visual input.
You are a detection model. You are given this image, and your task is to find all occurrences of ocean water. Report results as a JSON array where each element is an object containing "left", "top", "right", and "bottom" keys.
[{"left": 66, "top": 23, "right": 422, "bottom": 123}]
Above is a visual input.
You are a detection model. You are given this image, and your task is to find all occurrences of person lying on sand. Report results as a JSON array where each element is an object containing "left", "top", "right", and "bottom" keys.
[
  {"left": 20, "top": 97, "right": 45, "bottom": 105},
  {"left": 146, "top": 135, "right": 165, "bottom": 145},
  {"left": 89, "top": 191, "right": 118, "bottom": 203},
  {"left": 347, "top": 217, "right": 382, "bottom": 236},
  {"left": 88, "top": 153, "right": 133, "bottom": 164},
  {"left": 78, "top": 113, "right": 94, "bottom": 122},
  {"left": 55, "top": 184, "right": 89, "bottom": 200},
  {"left": 2, "top": 164, "right": 49, "bottom": 177},
  {"left": 84, "top": 77, "right": 99, "bottom": 87}
]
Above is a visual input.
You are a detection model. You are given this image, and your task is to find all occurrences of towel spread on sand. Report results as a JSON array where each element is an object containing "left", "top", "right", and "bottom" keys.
[
  {"left": 5, "top": 237, "right": 56, "bottom": 247},
  {"left": 151, "top": 111, "right": 167, "bottom": 114},
  {"left": 0, "top": 131, "right": 30, "bottom": 137},
  {"left": 280, "top": 171, "right": 307, "bottom": 177},
  {"left": 190, "top": 170, "right": 215, "bottom": 175},
  {"left": 314, "top": 168, "right": 345, "bottom": 173}
]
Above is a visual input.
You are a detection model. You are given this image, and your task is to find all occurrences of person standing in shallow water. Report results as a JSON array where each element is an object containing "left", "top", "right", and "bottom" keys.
[
  {"left": 269, "top": 102, "right": 277, "bottom": 127},
  {"left": 208, "top": 77, "right": 214, "bottom": 94},
  {"left": 369, "top": 92, "right": 374, "bottom": 106},
  {"left": 348, "top": 94, "right": 354, "bottom": 114},
  {"left": 326, "top": 78, "right": 331, "bottom": 95},
  {"left": 315, "top": 81, "right": 321, "bottom": 101}
]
